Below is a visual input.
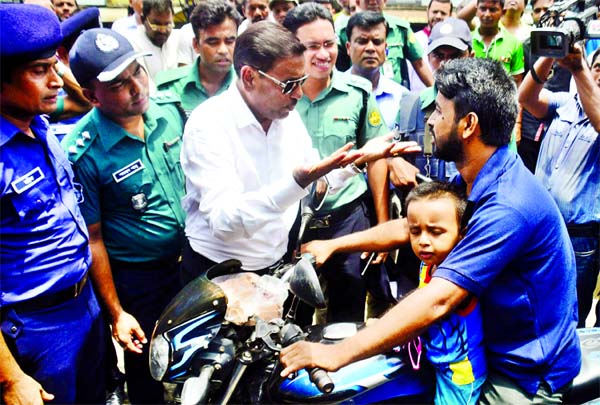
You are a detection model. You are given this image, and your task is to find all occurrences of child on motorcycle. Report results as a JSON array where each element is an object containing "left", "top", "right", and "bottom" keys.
[{"left": 405, "top": 181, "right": 487, "bottom": 405}]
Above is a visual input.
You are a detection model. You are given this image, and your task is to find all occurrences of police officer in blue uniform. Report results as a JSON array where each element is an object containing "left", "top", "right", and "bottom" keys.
[{"left": 0, "top": 4, "right": 105, "bottom": 404}]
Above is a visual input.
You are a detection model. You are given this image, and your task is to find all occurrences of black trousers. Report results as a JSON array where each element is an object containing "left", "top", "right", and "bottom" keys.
[{"left": 110, "top": 257, "right": 181, "bottom": 404}]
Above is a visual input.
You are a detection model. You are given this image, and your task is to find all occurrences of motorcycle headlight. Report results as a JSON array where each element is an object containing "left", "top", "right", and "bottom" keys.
[{"left": 149, "top": 333, "right": 170, "bottom": 381}]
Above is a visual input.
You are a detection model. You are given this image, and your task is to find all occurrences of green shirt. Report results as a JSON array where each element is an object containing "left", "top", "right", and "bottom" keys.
[
  {"left": 155, "top": 57, "right": 235, "bottom": 117},
  {"left": 337, "top": 13, "right": 423, "bottom": 88},
  {"left": 296, "top": 72, "right": 387, "bottom": 212},
  {"left": 472, "top": 26, "right": 525, "bottom": 77},
  {"left": 62, "top": 100, "right": 186, "bottom": 262}
]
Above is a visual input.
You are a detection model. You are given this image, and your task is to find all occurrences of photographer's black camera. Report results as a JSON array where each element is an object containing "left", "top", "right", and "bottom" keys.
[{"left": 531, "top": 0, "right": 599, "bottom": 58}]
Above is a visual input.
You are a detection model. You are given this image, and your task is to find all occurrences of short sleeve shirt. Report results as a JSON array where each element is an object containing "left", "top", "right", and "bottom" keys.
[
  {"left": 434, "top": 146, "right": 581, "bottom": 394},
  {"left": 62, "top": 101, "right": 186, "bottom": 262},
  {"left": 472, "top": 26, "right": 525, "bottom": 77},
  {"left": 295, "top": 72, "right": 387, "bottom": 211},
  {"left": 156, "top": 60, "right": 235, "bottom": 117},
  {"left": 535, "top": 93, "right": 599, "bottom": 225},
  {"left": 338, "top": 14, "right": 423, "bottom": 87},
  {"left": 1, "top": 115, "right": 90, "bottom": 305}
]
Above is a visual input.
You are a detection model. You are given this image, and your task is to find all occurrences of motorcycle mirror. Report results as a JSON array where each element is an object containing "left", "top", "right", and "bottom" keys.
[{"left": 287, "top": 254, "right": 326, "bottom": 308}]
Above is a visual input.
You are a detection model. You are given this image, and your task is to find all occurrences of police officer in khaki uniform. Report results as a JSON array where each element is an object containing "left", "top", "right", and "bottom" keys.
[
  {"left": 284, "top": 4, "right": 392, "bottom": 323},
  {"left": 63, "top": 28, "right": 185, "bottom": 404},
  {"left": 155, "top": 0, "right": 242, "bottom": 117}
]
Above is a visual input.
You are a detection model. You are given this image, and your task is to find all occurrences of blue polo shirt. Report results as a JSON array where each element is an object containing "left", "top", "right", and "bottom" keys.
[
  {"left": 435, "top": 146, "right": 581, "bottom": 394},
  {"left": 1, "top": 115, "right": 91, "bottom": 306}
]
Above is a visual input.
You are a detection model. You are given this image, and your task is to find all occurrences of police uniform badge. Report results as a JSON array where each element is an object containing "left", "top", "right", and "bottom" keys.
[
  {"left": 369, "top": 110, "right": 382, "bottom": 127},
  {"left": 95, "top": 33, "right": 119, "bottom": 53}
]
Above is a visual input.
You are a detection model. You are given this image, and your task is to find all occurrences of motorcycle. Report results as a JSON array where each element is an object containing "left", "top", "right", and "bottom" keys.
[{"left": 149, "top": 186, "right": 600, "bottom": 404}]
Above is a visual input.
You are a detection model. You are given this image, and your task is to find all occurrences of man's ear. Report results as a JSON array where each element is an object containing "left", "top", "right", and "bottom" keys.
[
  {"left": 82, "top": 87, "right": 100, "bottom": 107},
  {"left": 460, "top": 111, "right": 479, "bottom": 140},
  {"left": 346, "top": 40, "right": 351, "bottom": 57},
  {"left": 192, "top": 37, "right": 200, "bottom": 55},
  {"left": 239, "top": 65, "right": 256, "bottom": 90}
]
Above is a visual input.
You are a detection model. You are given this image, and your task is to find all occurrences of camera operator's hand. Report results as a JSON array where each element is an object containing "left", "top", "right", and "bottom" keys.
[{"left": 556, "top": 43, "right": 586, "bottom": 73}]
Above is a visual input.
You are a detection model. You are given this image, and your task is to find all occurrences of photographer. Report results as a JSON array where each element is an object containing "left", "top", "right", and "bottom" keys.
[{"left": 519, "top": 45, "right": 600, "bottom": 327}]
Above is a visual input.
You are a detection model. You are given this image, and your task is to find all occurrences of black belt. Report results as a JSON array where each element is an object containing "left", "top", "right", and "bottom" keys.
[
  {"left": 9, "top": 273, "right": 88, "bottom": 313},
  {"left": 567, "top": 222, "right": 600, "bottom": 238},
  {"left": 309, "top": 197, "right": 365, "bottom": 229}
]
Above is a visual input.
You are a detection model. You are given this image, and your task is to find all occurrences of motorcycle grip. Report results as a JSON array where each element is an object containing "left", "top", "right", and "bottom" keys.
[{"left": 308, "top": 368, "right": 334, "bottom": 394}]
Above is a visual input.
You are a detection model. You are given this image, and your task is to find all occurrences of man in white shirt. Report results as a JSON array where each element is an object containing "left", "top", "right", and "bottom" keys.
[
  {"left": 111, "top": 0, "right": 143, "bottom": 34},
  {"left": 180, "top": 21, "right": 418, "bottom": 282},
  {"left": 128, "top": 0, "right": 180, "bottom": 87},
  {"left": 237, "top": 0, "right": 269, "bottom": 34},
  {"left": 346, "top": 11, "right": 409, "bottom": 130}
]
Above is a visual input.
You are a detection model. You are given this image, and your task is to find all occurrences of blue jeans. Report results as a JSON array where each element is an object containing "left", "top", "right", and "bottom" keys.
[
  {"left": 1, "top": 282, "right": 106, "bottom": 404},
  {"left": 571, "top": 236, "right": 600, "bottom": 328}
]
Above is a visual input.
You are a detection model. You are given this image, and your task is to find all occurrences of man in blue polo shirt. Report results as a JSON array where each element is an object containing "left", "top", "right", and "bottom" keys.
[
  {"left": 0, "top": 4, "right": 105, "bottom": 404},
  {"left": 279, "top": 58, "right": 581, "bottom": 403}
]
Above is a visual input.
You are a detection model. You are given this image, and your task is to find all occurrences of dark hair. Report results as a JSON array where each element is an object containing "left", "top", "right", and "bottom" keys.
[
  {"left": 435, "top": 58, "right": 517, "bottom": 147},
  {"left": 591, "top": 47, "right": 600, "bottom": 67},
  {"left": 190, "top": 0, "right": 242, "bottom": 36},
  {"left": 346, "top": 11, "right": 388, "bottom": 40},
  {"left": 142, "top": 0, "right": 173, "bottom": 19},
  {"left": 282, "top": 2, "right": 333, "bottom": 34},
  {"left": 405, "top": 181, "right": 467, "bottom": 227},
  {"left": 476, "top": 0, "right": 504, "bottom": 7},
  {"left": 233, "top": 21, "right": 306, "bottom": 75},
  {"left": 427, "top": 0, "right": 453, "bottom": 14}
]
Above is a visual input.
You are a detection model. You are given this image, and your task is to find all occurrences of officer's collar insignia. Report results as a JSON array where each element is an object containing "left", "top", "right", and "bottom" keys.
[{"left": 95, "top": 33, "right": 119, "bottom": 53}]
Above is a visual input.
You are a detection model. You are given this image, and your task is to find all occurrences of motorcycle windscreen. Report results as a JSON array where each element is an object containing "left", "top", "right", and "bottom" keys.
[{"left": 154, "top": 272, "right": 228, "bottom": 337}]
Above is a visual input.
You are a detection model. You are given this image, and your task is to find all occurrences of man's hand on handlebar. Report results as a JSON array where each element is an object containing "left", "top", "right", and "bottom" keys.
[
  {"left": 280, "top": 341, "right": 343, "bottom": 378},
  {"left": 301, "top": 240, "right": 336, "bottom": 267}
]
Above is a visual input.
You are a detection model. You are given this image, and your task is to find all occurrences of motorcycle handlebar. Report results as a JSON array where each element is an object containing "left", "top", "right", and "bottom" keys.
[
  {"left": 308, "top": 367, "right": 334, "bottom": 394},
  {"left": 280, "top": 323, "right": 335, "bottom": 394}
]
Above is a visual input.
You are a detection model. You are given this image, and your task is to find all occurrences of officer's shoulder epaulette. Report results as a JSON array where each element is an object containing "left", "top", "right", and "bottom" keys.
[
  {"left": 62, "top": 122, "right": 98, "bottom": 163},
  {"left": 152, "top": 89, "right": 182, "bottom": 105},
  {"left": 345, "top": 74, "right": 373, "bottom": 94},
  {"left": 384, "top": 14, "right": 411, "bottom": 30},
  {"left": 155, "top": 65, "right": 189, "bottom": 89}
]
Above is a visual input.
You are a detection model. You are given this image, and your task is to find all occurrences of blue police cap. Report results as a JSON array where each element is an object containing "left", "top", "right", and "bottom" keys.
[
  {"left": 69, "top": 28, "right": 150, "bottom": 87},
  {"left": 0, "top": 4, "right": 62, "bottom": 61},
  {"left": 61, "top": 7, "right": 101, "bottom": 45}
]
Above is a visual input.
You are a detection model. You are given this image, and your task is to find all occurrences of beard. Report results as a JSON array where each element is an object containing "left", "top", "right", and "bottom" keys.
[{"left": 433, "top": 124, "right": 464, "bottom": 162}]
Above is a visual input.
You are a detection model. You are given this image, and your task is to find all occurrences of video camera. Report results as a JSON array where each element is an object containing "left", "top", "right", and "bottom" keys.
[{"left": 531, "top": 0, "right": 600, "bottom": 58}]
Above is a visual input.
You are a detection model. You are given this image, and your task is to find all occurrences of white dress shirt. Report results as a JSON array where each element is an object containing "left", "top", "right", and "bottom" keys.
[
  {"left": 182, "top": 84, "right": 322, "bottom": 270},
  {"left": 128, "top": 26, "right": 181, "bottom": 87},
  {"left": 407, "top": 29, "right": 430, "bottom": 93},
  {"left": 176, "top": 23, "right": 195, "bottom": 66}
]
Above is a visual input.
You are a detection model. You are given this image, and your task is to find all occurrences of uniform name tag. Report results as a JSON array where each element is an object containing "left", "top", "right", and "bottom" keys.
[
  {"left": 11, "top": 167, "right": 45, "bottom": 194},
  {"left": 112, "top": 159, "right": 144, "bottom": 183}
]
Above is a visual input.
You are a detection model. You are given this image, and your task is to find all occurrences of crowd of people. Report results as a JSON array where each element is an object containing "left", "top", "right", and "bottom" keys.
[{"left": 1, "top": 0, "right": 598, "bottom": 403}]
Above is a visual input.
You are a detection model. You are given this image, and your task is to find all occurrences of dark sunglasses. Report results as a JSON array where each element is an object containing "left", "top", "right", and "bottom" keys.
[{"left": 257, "top": 69, "right": 309, "bottom": 95}]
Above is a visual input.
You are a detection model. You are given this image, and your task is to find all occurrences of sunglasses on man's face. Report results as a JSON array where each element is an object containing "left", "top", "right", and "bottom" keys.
[{"left": 257, "top": 69, "right": 309, "bottom": 95}]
